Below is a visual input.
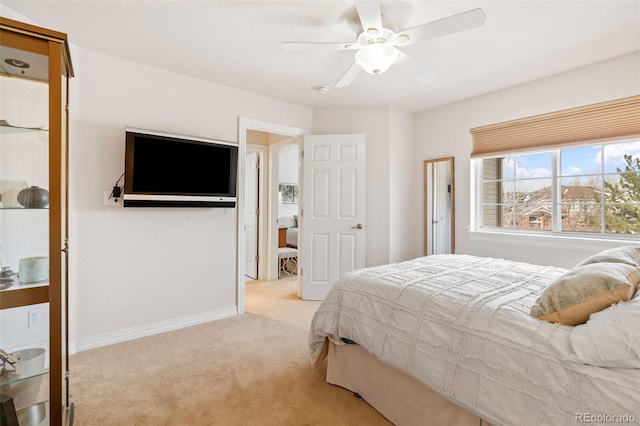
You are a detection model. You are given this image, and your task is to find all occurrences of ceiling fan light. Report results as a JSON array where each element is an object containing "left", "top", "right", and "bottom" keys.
[{"left": 355, "top": 44, "right": 399, "bottom": 75}]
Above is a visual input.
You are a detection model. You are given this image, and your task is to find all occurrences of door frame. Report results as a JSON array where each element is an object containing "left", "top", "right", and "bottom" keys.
[
  {"left": 268, "top": 139, "right": 301, "bottom": 282},
  {"left": 237, "top": 118, "right": 309, "bottom": 314}
]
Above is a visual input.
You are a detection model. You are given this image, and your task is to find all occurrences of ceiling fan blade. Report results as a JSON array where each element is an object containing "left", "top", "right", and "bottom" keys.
[
  {"left": 355, "top": 1, "right": 382, "bottom": 31},
  {"left": 394, "top": 50, "right": 437, "bottom": 84},
  {"left": 400, "top": 8, "right": 486, "bottom": 45},
  {"left": 335, "top": 62, "right": 363, "bottom": 88},
  {"left": 281, "top": 42, "right": 359, "bottom": 51}
]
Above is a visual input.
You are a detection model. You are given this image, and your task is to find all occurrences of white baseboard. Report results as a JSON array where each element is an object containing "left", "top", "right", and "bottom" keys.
[{"left": 71, "top": 306, "right": 238, "bottom": 354}]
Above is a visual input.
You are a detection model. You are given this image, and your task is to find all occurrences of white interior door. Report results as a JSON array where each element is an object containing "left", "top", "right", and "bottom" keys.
[
  {"left": 245, "top": 151, "right": 259, "bottom": 279},
  {"left": 300, "top": 134, "right": 366, "bottom": 300}
]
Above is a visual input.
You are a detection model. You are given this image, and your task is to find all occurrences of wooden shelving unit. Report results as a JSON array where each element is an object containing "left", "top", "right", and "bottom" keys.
[{"left": 0, "top": 17, "right": 74, "bottom": 425}]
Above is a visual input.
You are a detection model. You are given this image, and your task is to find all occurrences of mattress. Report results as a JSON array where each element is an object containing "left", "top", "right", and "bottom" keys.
[{"left": 308, "top": 254, "right": 640, "bottom": 426}]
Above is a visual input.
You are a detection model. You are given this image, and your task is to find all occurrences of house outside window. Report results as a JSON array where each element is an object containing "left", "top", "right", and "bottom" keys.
[{"left": 477, "top": 139, "right": 640, "bottom": 237}]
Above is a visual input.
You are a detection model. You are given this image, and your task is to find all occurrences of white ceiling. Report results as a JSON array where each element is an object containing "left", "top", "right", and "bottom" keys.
[{"left": 3, "top": 1, "right": 640, "bottom": 112}]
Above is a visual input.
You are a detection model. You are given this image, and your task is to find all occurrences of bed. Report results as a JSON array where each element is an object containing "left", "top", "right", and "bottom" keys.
[
  {"left": 278, "top": 215, "right": 298, "bottom": 248},
  {"left": 308, "top": 252, "right": 640, "bottom": 426}
]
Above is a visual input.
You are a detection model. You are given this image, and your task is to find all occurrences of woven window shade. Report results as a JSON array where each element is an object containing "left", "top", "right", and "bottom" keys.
[{"left": 470, "top": 95, "right": 640, "bottom": 158}]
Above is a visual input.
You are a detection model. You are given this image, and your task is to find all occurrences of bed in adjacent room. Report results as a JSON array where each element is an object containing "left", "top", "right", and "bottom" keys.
[
  {"left": 309, "top": 249, "right": 640, "bottom": 426},
  {"left": 278, "top": 215, "right": 298, "bottom": 248}
]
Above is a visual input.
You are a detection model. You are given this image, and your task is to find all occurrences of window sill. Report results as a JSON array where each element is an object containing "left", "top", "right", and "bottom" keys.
[{"left": 467, "top": 229, "right": 640, "bottom": 252}]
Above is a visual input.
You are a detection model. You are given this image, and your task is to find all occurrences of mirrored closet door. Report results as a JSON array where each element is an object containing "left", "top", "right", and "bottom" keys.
[{"left": 424, "top": 157, "right": 454, "bottom": 255}]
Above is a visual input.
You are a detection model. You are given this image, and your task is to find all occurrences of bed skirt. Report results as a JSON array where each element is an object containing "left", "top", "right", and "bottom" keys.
[{"left": 326, "top": 341, "right": 490, "bottom": 426}]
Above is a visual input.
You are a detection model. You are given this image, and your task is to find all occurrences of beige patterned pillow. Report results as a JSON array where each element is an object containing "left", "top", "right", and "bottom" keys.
[{"left": 530, "top": 262, "right": 640, "bottom": 326}]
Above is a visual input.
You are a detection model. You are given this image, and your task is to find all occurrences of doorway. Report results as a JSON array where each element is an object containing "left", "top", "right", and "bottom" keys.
[
  {"left": 271, "top": 140, "right": 300, "bottom": 283},
  {"left": 243, "top": 137, "right": 300, "bottom": 282},
  {"left": 237, "top": 118, "right": 309, "bottom": 315}
]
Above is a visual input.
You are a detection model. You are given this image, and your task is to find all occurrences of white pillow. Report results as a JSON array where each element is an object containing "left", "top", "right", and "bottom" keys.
[
  {"left": 575, "top": 246, "right": 640, "bottom": 268},
  {"left": 569, "top": 293, "right": 640, "bottom": 368}
]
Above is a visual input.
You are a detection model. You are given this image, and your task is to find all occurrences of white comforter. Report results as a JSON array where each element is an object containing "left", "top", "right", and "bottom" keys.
[{"left": 309, "top": 254, "right": 640, "bottom": 426}]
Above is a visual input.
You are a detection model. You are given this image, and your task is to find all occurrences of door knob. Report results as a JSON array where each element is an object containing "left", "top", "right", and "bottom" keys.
[{"left": 351, "top": 223, "right": 364, "bottom": 229}]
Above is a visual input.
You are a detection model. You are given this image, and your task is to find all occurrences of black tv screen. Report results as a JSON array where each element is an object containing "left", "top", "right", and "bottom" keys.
[{"left": 124, "top": 129, "right": 238, "bottom": 207}]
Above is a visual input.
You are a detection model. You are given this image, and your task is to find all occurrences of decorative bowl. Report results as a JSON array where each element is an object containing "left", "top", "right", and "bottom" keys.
[{"left": 17, "top": 186, "right": 49, "bottom": 208}]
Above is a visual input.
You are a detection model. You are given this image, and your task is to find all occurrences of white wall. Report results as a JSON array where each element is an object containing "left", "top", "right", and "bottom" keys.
[
  {"left": 278, "top": 145, "right": 299, "bottom": 218},
  {"left": 67, "top": 47, "right": 312, "bottom": 348},
  {"left": 279, "top": 145, "right": 298, "bottom": 184},
  {"left": 312, "top": 107, "right": 416, "bottom": 267},
  {"left": 389, "top": 107, "right": 415, "bottom": 263},
  {"left": 412, "top": 52, "right": 640, "bottom": 268}
]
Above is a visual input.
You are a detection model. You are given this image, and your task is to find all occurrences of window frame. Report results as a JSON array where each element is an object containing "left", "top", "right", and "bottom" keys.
[{"left": 473, "top": 142, "right": 640, "bottom": 242}]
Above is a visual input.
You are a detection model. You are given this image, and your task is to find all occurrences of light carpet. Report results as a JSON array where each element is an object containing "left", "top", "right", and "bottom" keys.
[{"left": 69, "top": 277, "right": 391, "bottom": 425}]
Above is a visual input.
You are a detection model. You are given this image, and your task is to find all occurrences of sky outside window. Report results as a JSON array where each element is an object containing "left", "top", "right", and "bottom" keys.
[{"left": 506, "top": 139, "right": 640, "bottom": 179}]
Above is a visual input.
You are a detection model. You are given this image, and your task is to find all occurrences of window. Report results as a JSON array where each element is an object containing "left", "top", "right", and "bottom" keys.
[
  {"left": 478, "top": 139, "right": 640, "bottom": 236},
  {"left": 471, "top": 95, "right": 640, "bottom": 241}
]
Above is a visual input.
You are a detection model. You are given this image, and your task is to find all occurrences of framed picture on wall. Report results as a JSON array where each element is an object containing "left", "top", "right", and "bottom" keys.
[{"left": 279, "top": 183, "right": 298, "bottom": 204}]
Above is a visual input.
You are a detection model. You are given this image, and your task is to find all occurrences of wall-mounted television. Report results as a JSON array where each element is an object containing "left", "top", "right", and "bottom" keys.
[{"left": 123, "top": 129, "right": 238, "bottom": 208}]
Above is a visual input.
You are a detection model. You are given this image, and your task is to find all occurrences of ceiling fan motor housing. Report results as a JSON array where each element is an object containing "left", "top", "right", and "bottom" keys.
[{"left": 357, "top": 28, "right": 410, "bottom": 47}]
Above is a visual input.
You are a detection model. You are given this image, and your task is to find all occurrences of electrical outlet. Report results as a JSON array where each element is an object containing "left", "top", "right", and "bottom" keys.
[
  {"left": 28, "top": 309, "right": 41, "bottom": 328},
  {"left": 103, "top": 190, "right": 121, "bottom": 207}
]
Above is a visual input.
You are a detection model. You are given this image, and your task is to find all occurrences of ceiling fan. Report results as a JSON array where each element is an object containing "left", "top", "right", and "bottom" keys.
[{"left": 281, "top": 2, "right": 486, "bottom": 88}]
